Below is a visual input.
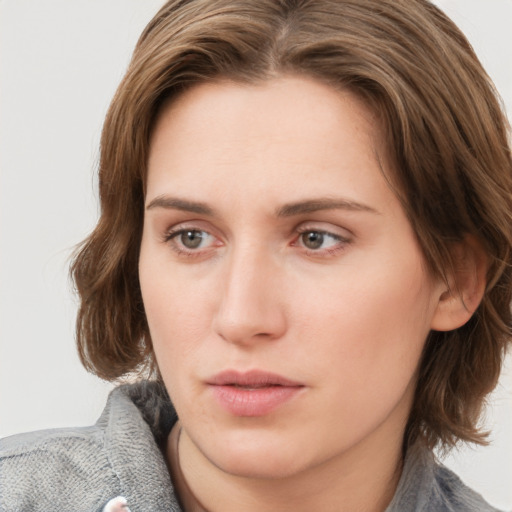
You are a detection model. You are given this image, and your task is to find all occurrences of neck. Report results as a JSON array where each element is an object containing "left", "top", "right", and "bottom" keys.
[{"left": 169, "top": 417, "right": 406, "bottom": 512}]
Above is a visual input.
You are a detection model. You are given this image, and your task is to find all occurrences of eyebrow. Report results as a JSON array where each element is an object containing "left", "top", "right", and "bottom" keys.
[
  {"left": 276, "top": 198, "right": 379, "bottom": 217},
  {"left": 146, "top": 195, "right": 379, "bottom": 217},
  {"left": 146, "top": 196, "right": 215, "bottom": 215}
]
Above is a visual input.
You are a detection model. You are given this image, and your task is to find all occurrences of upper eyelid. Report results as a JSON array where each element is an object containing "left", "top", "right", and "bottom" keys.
[
  {"left": 164, "top": 221, "right": 216, "bottom": 236},
  {"left": 161, "top": 220, "right": 353, "bottom": 241},
  {"left": 296, "top": 226, "right": 346, "bottom": 236},
  {"left": 294, "top": 229, "right": 350, "bottom": 246},
  {"left": 295, "top": 222, "right": 353, "bottom": 239},
  {"left": 164, "top": 226, "right": 216, "bottom": 242}
]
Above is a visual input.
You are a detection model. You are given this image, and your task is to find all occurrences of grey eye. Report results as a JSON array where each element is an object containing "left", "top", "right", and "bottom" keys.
[
  {"left": 180, "top": 230, "right": 205, "bottom": 249},
  {"left": 301, "top": 231, "right": 325, "bottom": 250}
]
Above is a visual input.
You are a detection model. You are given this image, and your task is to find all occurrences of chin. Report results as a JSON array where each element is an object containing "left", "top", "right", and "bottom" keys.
[
  {"left": 214, "top": 449, "right": 307, "bottom": 480},
  {"left": 201, "top": 428, "right": 314, "bottom": 480}
]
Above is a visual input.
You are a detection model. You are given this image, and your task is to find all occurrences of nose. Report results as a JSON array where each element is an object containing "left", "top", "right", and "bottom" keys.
[{"left": 212, "top": 246, "right": 287, "bottom": 346}]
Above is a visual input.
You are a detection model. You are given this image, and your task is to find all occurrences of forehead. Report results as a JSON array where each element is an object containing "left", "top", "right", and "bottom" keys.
[{"left": 147, "top": 76, "right": 389, "bottom": 201}]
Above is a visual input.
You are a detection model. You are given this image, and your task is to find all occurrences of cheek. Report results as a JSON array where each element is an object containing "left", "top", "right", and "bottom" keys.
[
  {"left": 293, "top": 250, "right": 435, "bottom": 396},
  {"left": 138, "top": 245, "right": 209, "bottom": 369},
  {"left": 140, "top": 271, "right": 210, "bottom": 412},
  {"left": 142, "top": 277, "right": 209, "bottom": 355}
]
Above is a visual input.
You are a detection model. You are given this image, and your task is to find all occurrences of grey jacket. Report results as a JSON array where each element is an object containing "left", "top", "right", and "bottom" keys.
[{"left": 0, "top": 382, "right": 501, "bottom": 512}]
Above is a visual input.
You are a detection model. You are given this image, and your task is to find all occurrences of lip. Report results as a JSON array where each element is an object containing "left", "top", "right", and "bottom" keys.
[{"left": 207, "top": 370, "right": 305, "bottom": 417}]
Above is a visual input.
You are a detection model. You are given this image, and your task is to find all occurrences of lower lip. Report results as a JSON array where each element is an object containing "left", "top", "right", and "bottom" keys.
[{"left": 210, "top": 385, "right": 303, "bottom": 417}]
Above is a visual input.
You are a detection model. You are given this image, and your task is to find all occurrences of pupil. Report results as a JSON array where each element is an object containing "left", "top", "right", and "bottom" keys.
[
  {"left": 303, "top": 232, "right": 323, "bottom": 249},
  {"left": 181, "top": 230, "right": 203, "bottom": 249}
]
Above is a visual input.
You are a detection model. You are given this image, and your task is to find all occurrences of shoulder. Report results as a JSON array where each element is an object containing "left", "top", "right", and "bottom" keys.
[
  {"left": 428, "top": 462, "right": 503, "bottom": 512},
  {"left": 387, "top": 444, "right": 503, "bottom": 512},
  {"left": 0, "top": 382, "right": 180, "bottom": 512},
  {"left": 0, "top": 423, "right": 120, "bottom": 511}
]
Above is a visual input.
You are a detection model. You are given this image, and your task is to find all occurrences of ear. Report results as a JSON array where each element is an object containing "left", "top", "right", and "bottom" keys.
[{"left": 430, "top": 235, "right": 488, "bottom": 332}]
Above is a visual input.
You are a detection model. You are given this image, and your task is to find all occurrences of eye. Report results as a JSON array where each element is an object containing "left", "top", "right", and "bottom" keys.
[
  {"left": 294, "top": 228, "right": 350, "bottom": 255},
  {"left": 178, "top": 229, "right": 211, "bottom": 249},
  {"left": 165, "top": 228, "right": 217, "bottom": 253},
  {"left": 301, "top": 231, "right": 332, "bottom": 250},
  {"left": 300, "top": 231, "right": 339, "bottom": 249}
]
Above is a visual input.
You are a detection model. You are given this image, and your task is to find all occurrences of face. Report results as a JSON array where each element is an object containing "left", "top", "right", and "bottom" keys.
[{"left": 139, "top": 76, "right": 444, "bottom": 480}]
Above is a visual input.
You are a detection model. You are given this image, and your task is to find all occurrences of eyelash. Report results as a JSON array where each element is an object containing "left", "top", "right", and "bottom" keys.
[
  {"left": 163, "top": 228, "right": 218, "bottom": 258},
  {"left": 293, "top": 228, "right": 351, "bottom": 256},
  {"left": 162, "top": 225, "right": 351, "bottom": 258}
]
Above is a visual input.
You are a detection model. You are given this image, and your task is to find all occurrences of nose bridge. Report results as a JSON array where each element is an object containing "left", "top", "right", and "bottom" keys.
[{"left": 213, "top": 240, "right": 286, "bottom": 344}]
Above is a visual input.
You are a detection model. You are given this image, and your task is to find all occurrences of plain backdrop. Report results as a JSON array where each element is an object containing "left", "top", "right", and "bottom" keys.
[{"left": 1, "top": 1, "right": 511, "bottom": 510}]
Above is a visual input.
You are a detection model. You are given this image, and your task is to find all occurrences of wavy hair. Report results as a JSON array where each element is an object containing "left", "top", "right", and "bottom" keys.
[{"left": 71, "top": 0, "right": 512, "bottom": 450}]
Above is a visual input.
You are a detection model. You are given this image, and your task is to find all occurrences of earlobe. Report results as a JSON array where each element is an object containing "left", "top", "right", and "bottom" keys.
[{"left": 430, "top": 236, "right": 488, "bottom": 332}]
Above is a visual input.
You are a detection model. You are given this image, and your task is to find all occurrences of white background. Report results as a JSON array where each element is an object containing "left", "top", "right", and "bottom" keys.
[{"left": 1, "top": 1, "right": 511, "bottom": 509}]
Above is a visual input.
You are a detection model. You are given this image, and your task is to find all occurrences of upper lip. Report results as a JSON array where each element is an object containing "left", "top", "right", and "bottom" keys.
[{"left": 207, "top": 369, "right": 304, "bottom": 388}]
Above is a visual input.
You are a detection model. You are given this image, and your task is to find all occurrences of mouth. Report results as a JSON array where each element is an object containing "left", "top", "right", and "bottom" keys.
[
  {"left": 207, "top": 369, "right": 303, "bottom": 387},
  {"left": 206, "top": 370, "right": 305, "bottom": 417}
]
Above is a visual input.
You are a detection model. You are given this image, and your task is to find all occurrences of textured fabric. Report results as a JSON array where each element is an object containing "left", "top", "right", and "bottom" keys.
[
  {"left": 385, "top": 443, "right": 502, "bottom": 512},
  {"left": 0, "top": 382, "right": 502, "bottom": 512},
  {"left": 0, "top": 383, "right": 180, "bottom": 512}
]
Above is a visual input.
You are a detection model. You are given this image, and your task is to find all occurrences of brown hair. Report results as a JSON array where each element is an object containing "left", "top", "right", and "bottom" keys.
[{"left": 71, "top": 0, "right": 512, "bottom": 450}]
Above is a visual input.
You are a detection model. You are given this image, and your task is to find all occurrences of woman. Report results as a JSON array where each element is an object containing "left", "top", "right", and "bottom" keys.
[{"left": 1, "top": 1, "right": 511, "bottom": 511}]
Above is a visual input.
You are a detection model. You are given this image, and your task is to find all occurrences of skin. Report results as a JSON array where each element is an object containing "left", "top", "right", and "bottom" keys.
[{"left": 139, "top": 76, "right": 460, "bottom": 512}]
